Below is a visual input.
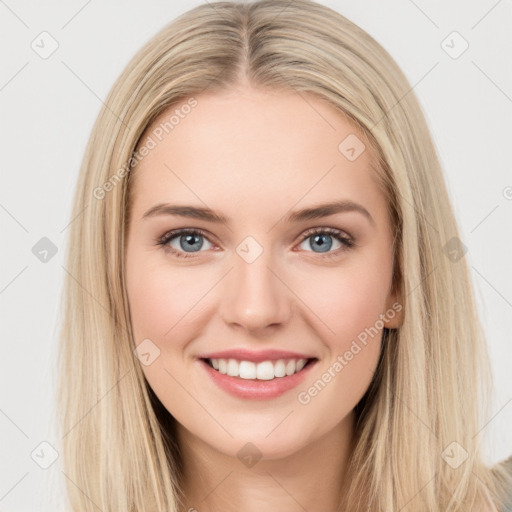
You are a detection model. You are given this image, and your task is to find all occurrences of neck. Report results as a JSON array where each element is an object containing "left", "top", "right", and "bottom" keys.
[{"left": 176, "top": 410, "right": 356, "bottom": 512}]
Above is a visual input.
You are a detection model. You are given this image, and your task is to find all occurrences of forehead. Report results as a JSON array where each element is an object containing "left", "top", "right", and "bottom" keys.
[{"left": 130, "top": 86, "right": 385, "bottom": 220}]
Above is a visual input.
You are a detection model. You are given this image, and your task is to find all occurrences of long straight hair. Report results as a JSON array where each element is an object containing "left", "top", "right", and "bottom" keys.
[{"left": 57, "top": 1, "right": 512, "bottom": 510}]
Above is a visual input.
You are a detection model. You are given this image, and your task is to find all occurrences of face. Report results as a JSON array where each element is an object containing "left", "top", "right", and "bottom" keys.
[{"left": 125, "top": 83, "right": 402, "bottom": 461}]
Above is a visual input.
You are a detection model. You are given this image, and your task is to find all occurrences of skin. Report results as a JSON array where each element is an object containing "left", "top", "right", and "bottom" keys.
[{"left": 125, "top": 81, "right": 403, "bottom": 512}]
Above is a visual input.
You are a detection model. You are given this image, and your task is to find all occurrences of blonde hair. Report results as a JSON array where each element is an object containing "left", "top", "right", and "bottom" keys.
[{"left": 57, "top": 1, "right": 512, "bottom": 510}]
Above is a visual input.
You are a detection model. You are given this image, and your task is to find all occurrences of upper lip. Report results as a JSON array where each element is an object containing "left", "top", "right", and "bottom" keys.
[{"left": 197, "top": 349, "right": 317, "bottom": 363}]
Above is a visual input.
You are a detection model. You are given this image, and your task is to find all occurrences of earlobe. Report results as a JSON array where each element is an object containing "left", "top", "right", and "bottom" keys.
[{"left": 383, "top": 288, "right": 404, "bottom": 329}]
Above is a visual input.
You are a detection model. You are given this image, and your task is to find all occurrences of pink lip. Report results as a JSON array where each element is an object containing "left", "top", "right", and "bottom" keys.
[
  {"left": 197, "top": 358, "right": 318, "bottom": 400},
  {"left": 196, "top": 348, "right": 316, "bottom": 363}
]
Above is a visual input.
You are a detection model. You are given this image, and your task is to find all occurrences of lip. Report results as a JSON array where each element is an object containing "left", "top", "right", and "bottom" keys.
[
  {"left": 196, "top": 348, "right": 316, "bottom": 363},
  {"left": 197, "top": 357, "right": 318, "bottom": 400}
]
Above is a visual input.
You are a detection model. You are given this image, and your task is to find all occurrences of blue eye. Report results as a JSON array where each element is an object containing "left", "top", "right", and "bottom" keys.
[
  {"left": 297, "top": 227, "right": 354, "bottom": 255},
  {"left": 156, "top": 227, "right": 354, "bottom": 260},
  {"left": 157, "top": 229, "right": 214, "bottom": 258}
]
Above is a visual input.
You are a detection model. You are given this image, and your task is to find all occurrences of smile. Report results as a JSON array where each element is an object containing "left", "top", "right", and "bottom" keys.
[
  {"left": 198, "top": 357, "right": 319, "bottom": 400},
  {"left": 203, "top": 357, "right": 316, "bottom": 380}
]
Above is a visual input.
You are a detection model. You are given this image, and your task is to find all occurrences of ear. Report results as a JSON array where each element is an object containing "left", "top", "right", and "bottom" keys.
[{"left": 383, "top": 282, "right": 404, "bottom": 329}]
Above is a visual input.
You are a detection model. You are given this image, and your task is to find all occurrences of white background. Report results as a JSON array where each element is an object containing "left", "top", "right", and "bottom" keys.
[{"left": 1, "top": 0, "right": 511, "bottom": 510}]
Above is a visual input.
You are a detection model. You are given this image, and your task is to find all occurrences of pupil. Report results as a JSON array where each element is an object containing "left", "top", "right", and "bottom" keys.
[
  {"left": 178, "top": 233, "right": 333, "bottom": 254},
  {"left": 181, "top": 234, "right": 203, "bottom": 252},
  {"left": 312, "top": 234, "right": 332, "bottom": 253}
]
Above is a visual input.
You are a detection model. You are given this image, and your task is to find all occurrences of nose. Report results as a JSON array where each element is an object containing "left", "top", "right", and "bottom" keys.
[{"left": 219, "top": 249, "right": 292, "bottom": 335}]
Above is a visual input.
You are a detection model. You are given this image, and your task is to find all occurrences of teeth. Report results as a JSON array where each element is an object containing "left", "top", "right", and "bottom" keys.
[{"left": 208, "top": 358, "right": 310, "bottom": 380}]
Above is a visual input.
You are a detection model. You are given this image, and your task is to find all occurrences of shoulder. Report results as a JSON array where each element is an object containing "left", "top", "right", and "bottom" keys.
[{"left": 494, "top": 455, "right": 512, "bottom": 512}]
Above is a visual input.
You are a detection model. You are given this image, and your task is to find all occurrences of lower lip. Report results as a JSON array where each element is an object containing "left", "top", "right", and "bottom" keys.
[{"left": 198, "top": 358, "right": 318, "bottom": 400}]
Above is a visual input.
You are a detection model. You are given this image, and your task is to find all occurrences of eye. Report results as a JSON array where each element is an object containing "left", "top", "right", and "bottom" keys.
[
  {"left": 156, "top": 227, "right": 355, "bottom": 260},
  {"left": 156, "top": 228, "right": 215, "bottom": 259},
  {"left": 296, "top": 227, "right": 354, "bottom": 259}
]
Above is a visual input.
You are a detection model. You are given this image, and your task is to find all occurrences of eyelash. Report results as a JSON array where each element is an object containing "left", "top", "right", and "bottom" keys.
[{"left": 156, "top": 227, "right": 355, "bottom": 260}]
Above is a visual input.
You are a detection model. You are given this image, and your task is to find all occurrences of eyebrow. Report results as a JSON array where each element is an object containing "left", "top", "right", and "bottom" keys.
[{"left": 142, "top": 200, "right": 375, "bottom": 227}]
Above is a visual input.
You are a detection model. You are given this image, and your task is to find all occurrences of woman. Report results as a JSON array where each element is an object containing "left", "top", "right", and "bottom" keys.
[{"left": 57, "top": 0, "right": 512, "bottom": 510}]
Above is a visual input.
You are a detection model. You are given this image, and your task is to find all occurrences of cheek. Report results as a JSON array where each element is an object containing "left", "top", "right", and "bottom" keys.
[
  {"left": 335, "top": 270, "right": 389, "bottom": 337},
  {"left": 297, "top": 261, "right": 392, "bottom": 343},
  {"left": 126, "top": 254, "right": 207, "bottom": 344},
  {"left": 290, "top": 251, "right": 391, "bottom": 399},
  {"left": 293, "top": 268, "right": 387, "bottom": 415},
  {"left": 126, "top": 254, "right": 206, "bottom": 412}
]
